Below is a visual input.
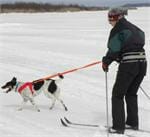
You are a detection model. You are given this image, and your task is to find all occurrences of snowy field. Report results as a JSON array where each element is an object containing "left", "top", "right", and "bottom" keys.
[{"left": 0, "top": 7, "right": 150, "bottom": 137}]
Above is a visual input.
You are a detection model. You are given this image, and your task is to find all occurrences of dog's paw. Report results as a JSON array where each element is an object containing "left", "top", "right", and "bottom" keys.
[
  {"left": 36, "top": 107, "right": 40, "bottom": 112},
  {"left": 17, "top": 107, "right": 23, "bottom": 111},
  {"left": 49, "top": 107, "right": 53, "bottom": 110},
  {"left": 65, "top": 107, "right": 68, "bottom": 111},
  {"left": 37, "top": 109, "right": 40, "bottom": 112}
]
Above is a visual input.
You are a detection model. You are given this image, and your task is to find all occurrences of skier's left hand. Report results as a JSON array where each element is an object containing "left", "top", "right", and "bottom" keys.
[{"left": 102, "top": 62, "right": 108, "bottom": 72}]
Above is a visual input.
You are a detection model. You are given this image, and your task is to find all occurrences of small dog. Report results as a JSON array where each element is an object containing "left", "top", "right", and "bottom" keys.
[{"left": 1, "top": 75, "right": 68, "bottom": 112}]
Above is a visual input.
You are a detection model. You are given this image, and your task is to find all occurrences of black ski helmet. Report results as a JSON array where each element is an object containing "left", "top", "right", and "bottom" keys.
[{"left": 108, "top": 7, "right": 128, "bottom": 21}]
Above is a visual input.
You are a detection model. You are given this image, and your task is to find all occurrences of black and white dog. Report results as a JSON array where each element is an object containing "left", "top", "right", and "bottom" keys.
[{"left": 1, "top": 75, "right": 68, "bottom": 112}]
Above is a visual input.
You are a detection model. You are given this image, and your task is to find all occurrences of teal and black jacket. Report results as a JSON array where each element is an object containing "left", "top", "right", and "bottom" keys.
[{"left": 102, "top": 18, "right": 145, "bottom": 65}]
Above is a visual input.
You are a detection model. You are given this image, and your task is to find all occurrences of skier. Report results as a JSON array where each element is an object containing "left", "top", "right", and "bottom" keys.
[{"left": 102, "top": 7, "right": 147, "bottom": 134}]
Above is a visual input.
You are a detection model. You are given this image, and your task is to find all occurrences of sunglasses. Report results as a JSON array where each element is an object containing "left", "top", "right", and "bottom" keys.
[{"left": 108, "top": 14, "right": 119, "bottom": 21}]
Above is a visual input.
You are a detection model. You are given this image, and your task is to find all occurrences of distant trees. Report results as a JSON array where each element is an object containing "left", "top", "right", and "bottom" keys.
[
  {"left": 1, "top": 2, "right": 147, "bottom": 13},
  {"left": 0, "top": 2, "right": 108, "bottom": 13}
]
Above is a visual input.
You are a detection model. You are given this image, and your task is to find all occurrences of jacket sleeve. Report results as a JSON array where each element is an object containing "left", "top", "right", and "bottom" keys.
[
  {"left": 102, "top": 29, "right": 132, "bottom": 65},
  {"left": 102, "top": 51, "right": 120, "bottom": 65}
]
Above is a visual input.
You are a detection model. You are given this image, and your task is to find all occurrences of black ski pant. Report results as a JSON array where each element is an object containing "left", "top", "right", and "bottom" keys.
[{"left": 112, "top": 61, "right": 147, "bottom": 131}]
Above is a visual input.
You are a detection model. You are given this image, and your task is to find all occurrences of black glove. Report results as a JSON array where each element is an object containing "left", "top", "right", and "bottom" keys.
[{"left": 102, "top": 62, "right": 108, "bottom": 72}]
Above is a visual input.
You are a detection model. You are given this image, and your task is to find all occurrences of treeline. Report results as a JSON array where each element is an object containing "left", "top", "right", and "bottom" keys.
[
  {"left": 0, "top": 2, "right": 108, "bottom": 13},
  {"left": 123, "top": 3, "right": 150, "bottom": 8}
]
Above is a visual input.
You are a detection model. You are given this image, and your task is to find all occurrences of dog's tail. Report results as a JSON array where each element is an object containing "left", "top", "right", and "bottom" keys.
[
  {"left": 55, "top": 74, "right": 64, "bottom": 84},
  {"left": 58, "top": 74, "right": 64, "bottom": 79}
]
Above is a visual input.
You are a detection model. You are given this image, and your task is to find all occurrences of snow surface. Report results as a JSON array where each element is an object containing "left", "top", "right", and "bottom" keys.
[{"left": 0, "top": 7, "right": 150, "bottom": 137}]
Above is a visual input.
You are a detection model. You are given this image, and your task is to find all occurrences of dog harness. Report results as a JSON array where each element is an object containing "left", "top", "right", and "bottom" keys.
[{"left": 18, "top": 82, "right": 34, "bottom": 94}]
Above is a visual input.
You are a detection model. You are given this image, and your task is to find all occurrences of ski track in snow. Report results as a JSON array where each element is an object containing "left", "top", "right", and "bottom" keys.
[{"left": 0, "top": 7, "right": 150, "bottom": 137}]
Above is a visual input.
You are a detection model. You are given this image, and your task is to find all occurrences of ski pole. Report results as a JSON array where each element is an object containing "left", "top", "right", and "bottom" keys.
[
  {"left": 140, "top": 86, "right": 150, "bottom": 100},
  {"left": 105, "top": 72, "right": 109, "bottom": 137}
]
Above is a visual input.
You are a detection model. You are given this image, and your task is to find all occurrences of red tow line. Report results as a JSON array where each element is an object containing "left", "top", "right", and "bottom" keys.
[
  {"left": 33, "top": 61, "right": 102, "bottom": 83},
  {"left": 17, "top": 61, "right": 102, "bottom": 93}
]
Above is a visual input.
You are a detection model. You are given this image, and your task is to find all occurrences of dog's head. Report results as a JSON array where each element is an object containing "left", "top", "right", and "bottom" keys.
[{"left": 1, "top": 77, "right": 17, "bottom": 93}]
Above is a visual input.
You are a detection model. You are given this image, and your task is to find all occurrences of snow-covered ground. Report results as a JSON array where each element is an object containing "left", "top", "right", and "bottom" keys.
[{"left": 0, "top": 7, "right": 150, "bottom": 137}]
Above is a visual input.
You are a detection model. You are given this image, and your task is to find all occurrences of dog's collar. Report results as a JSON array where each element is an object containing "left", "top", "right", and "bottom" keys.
[{"left": 15, "top": 82, "right": 19, "bottom": 92}]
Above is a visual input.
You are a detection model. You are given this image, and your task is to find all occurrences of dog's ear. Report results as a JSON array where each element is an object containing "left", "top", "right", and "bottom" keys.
[
  {"left": 12, "top": 77, "right": 17, "bottom": 82},
  {"left": 11, "top": 77, "right": 17, "bottom": 85}
]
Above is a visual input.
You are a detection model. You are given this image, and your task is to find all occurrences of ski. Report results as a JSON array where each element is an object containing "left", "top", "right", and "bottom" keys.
[
  {"left": 60, "top": 117, "right": 150, "bottom": 137},
  {"left": 60, "top": 117, "right": 134, "bottom": 137},
  {"left": 61, "top": 117, "right": 99, "bottom": 127},
  {"left": 60, "top": 118, "right": 68, "bottom": 127},
  {"left": 126, "top": 128, "right": 150, "bottom": 134}
]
